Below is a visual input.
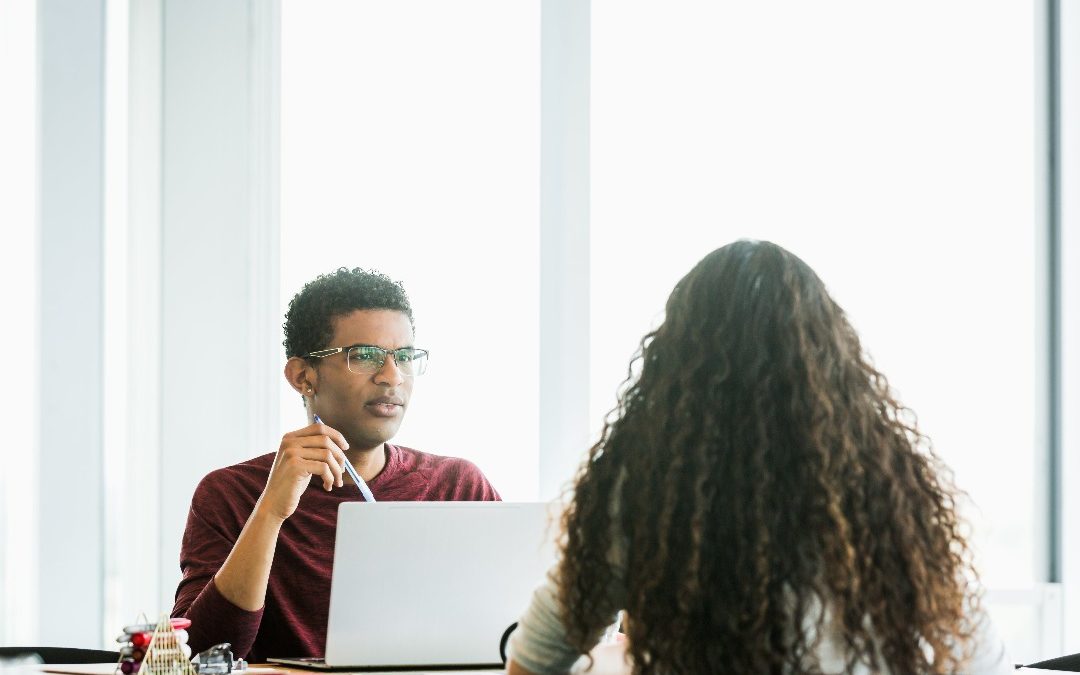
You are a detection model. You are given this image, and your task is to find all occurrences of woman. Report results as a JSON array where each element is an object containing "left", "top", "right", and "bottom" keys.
[{"left": 507, "top": 240, "right": 1011, "bottom": 674}]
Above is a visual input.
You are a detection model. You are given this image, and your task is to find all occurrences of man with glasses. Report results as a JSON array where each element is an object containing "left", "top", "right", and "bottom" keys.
[{"left": 173, "top": 268, "right": 500, "bottom": 661}]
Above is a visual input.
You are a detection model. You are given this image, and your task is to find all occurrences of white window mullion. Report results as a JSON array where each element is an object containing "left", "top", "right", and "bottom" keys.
[
  {"left": 1058, "top": 0, "right": 1080, "bottom": 652},
  {"left": 38, "top": 0, "right": 107, "bottom": 647},
  {"left": 0, "top": 0, "right": 40, "bottom": 646},
  {"left": 102, "top": 0, "right": 166, "bottom": 638},
  {"left": 103, "top": 0, "right": 131, "bottom": 645},
  {"left": 539, "top": 0, "right": 591, "bottom": 501},
  {"left": 159, "top": 0, "right": 281, "bottom": 602},
  {"left": 248, "top": 0, "right": 282, "bottom": 466}
]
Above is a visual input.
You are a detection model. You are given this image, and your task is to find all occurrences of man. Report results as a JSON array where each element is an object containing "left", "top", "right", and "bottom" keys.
[{"left": 173, "top": 268, "right": 500, "bottom": 661}]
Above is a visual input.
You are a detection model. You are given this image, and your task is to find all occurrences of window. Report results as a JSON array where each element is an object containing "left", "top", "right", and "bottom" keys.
[
  {"left": 280, "top": 0, "right": 541, "bottom": 499},
  {"left": 0, "top": 0, "right": 39, "bottom": 645},
  {"left": 592, "top": 0, "right": 1040, "bottom": 659},
  {"left": 10, "top": 0, "right": 1061, "bottom": 655}
]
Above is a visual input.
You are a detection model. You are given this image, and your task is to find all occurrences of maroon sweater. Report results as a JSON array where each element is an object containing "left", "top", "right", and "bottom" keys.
[{"left": 172, "top": 444, "right": 500, "bottom": 661}]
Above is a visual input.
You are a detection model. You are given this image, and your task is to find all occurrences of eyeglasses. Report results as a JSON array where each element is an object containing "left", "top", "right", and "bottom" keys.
[{"left": 304, "top": 344, "right": 429, "bottom": 376}]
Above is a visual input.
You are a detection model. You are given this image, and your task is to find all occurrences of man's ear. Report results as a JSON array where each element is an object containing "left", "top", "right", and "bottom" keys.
[{"left": 284, "top": 357, "right": 317, "bottom": 396}]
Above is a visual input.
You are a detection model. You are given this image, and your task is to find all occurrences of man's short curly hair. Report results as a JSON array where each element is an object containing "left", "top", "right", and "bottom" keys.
[{"left": 283, "top": 268, "right": 414, "bottom": 359}]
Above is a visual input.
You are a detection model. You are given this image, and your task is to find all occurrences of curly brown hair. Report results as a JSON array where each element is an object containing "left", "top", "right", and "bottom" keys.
[{"left": 558, "top": 240, "right": 979, "bottom": 674}]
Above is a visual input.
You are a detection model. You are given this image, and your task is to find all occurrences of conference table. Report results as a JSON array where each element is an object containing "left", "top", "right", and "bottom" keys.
[
  {"left": 0, "top": 653, "right": 1072, "bottom": 674},
  {"left": 0, "top": 665, "right": 504, "bottom": 675},
  {"left": 0, "top": 643, "right": 632, "bottom": 675},
  {"left": 0, "top": 665, "right": 1074, "bottom": 674}
]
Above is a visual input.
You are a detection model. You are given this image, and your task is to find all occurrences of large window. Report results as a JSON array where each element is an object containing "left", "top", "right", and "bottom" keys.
[
  {"left": 280, "top": 0, "right": 541, "bottom": 499},
  {"left": 592, "top": 0, "right": 1037, "bottom": 585},
  {"left": 282, "top": 0, "right": 1040, "bottom": 587},
  {"left": 0, "top": 0, "right": 39, "bottom": 645},
  {"left": 4, "top": 0, "right": 1065, "bottom": 657},
  {"left": 591, "top": 0, "right": 1040, "bottom": 658}
]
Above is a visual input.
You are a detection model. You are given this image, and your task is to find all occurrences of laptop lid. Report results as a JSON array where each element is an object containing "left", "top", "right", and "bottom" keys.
[{"left": 323, "top": 501, "right": 557, "bottom": 669}]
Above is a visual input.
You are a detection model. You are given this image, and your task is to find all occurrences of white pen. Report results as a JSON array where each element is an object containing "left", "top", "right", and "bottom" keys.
[{"left": 314, "top": 414, "right": 376, "bottom": 502}]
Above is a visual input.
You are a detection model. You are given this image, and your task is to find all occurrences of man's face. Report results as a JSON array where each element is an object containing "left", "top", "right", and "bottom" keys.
[{"left": 311, "top": 309, "right": 415, "bottom": 451}]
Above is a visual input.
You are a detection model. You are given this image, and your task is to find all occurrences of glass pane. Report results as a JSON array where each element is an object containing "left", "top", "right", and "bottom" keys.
[
  {"left": 593, "top": 0, "right": 1036, "bottom": 604},
  {"left": 0, "top": 0, "right": 39, "bottom": 644},
  {"left": 280, "top": 0, "right": 541, "bottom": 499}
]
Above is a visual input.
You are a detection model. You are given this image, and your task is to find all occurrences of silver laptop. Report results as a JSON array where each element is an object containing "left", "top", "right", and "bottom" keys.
[{"left": 271, "top": 501, "right": 557, "bottom": 671}]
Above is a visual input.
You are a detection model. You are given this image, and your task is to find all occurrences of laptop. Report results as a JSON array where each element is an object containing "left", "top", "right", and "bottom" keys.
[{"left": 270, "top": 501, "right": 557, "bottom": 671}]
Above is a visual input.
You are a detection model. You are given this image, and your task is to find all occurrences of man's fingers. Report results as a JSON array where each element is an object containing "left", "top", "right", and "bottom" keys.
[
  {"left": 296, "top": 433, "right": 344, "bottom": 452},
  {"left": 314, "top": 423, "right": 350, "bottom": 452},
  {"left": 276, "top": 426, "right": 353, "bottom": 491},
  {"left": 295, "top": 445, "right": 344, "bottom": 488},
  {"left": 328, "top": 445, "right": 349, "bottom": 488},
  {"left": 297, "top": 458, "right": 336, "bottom": 492},
  {"left": 283, "top": 422, "right": 350, "bottom": 451},
  {"left": 278, "top": 440, "right": 348, "bottom": 489},
  {"left": 296, "top": 436, "right": 347, "bottom": 487},
  {"left": 321, "top": 448, "right": 344, "bottom": 488}
]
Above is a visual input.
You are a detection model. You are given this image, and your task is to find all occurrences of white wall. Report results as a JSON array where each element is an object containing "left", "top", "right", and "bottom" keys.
[
  {"left": 37, "top": 0, "right": 106, "bottom": 647},
  {"left": 102, "top": 0, "right": 163, "bottom": 642},
  {"left": 278, "top": 0, "right": 543, "bottom": 501},
  {"left": 539, "top": 0, "right": 591, "bottom": 500},
  {"left": 0, "top": 0, "right": 40, "bottom": 647},
  {"left": 0, "top": 0, "right": 282, "bottom": 645},
  {"left": 1059, "top": 0, "right": 1080, "bottom": 652},
  {"left": 157, "top": 0, "right": 280, "bottom": 611}
]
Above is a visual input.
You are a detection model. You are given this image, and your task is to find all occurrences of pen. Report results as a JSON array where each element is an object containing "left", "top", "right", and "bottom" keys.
[{"left": 314, "top": 414, "right": 376, "bottom": 502}]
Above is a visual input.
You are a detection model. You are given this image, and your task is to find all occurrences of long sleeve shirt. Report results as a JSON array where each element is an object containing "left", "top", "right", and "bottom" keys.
[
  {"left": 172, "top": 443, "right": 500, "bottom": 661},
  {"left": 507, "top": 564, "right": 1014, "bottom": 675}
]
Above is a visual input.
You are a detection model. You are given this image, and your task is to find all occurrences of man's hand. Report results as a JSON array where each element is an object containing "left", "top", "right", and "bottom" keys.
[
  {"left": 210, "top": 422, "right": 351, "bottom": 612},
  {"left": 256, "top": 422, "right": 351, "bottom": 522}
]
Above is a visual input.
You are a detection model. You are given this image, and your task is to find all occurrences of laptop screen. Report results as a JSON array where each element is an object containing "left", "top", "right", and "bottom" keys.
[{"left": 323, "top": 502, "right": 557, "bottom": 668}]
